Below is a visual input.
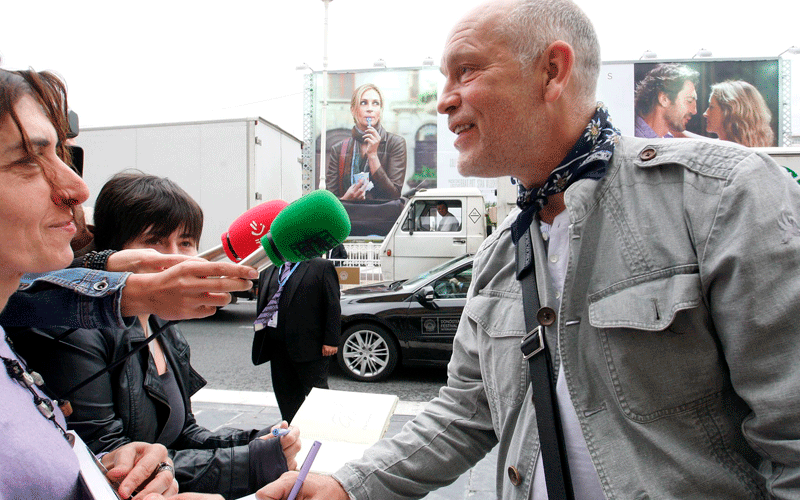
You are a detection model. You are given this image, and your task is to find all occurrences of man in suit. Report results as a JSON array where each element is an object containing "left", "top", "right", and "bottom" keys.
[{"left": 252, "top": 258, "right": 341, "bottom": 422}]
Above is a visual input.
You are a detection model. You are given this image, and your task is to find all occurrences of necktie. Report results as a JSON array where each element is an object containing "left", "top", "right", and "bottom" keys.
[{"left": 254, "top": 263, "right": 294, "bottom": 331}]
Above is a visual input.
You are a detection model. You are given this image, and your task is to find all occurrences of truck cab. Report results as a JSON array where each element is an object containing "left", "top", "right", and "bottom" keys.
[{"left": 379, "top": 188, "right": 486, "bottom": 281}]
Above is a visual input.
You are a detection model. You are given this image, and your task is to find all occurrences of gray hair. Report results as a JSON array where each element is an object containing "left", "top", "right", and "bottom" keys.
[{"left": 496, "top": 0, "right": 601, "bottom": 104}]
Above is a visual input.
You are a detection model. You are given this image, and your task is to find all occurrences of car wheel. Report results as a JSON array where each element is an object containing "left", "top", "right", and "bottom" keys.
[{"left": 338, "top": 324, "right": 398, "bottom": 382}]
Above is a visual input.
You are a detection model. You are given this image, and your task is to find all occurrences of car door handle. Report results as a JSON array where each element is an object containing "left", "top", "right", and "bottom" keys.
[{"left": 453, "top": 238, "right": 466, "bottom": 244}]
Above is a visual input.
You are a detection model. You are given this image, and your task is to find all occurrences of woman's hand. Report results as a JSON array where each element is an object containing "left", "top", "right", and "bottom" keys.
[
  {"left": 360, "top": 125, "right": 381, "bottom": 161},
  {"left": 107, "top": 248, "right": 199, "bottom": 274},
  {"left": 340, "top": 179, "right": 367, "bottom": 201},
  {"left": 101, "top": 442, "right": 178, "bottom": 499},
  {"left": 264, "top": 422, "right": 301, "bottom": 470}
]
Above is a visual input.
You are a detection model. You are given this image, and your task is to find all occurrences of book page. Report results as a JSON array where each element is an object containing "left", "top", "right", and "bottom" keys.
[{"left": 290, "top": 388, "right": 399, "bottom": 474}]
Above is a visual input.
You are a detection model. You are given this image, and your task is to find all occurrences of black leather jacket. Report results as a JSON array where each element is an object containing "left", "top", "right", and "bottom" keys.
[{"left": 7, "top": 318, "right": 287, "bottom": 499}]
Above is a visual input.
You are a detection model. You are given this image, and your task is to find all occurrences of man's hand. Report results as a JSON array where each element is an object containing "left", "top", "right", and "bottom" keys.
[
  {"left": 101, "top": 442, "right": 177, "bottom": 500},
  {"left": 107, "top": 248, "right": 199, "bottom": 274},
  {"left": 256, "top": 472, "right": 349, "bottom": 500},
  {"left": 140, "top": 495, "right": 223, "bottom": 500},
  {"left": 322, "top": 345, "right": 338, "bottom": 357},
  {"left": 120, "top": 260, "right": 258, "bottom": 319}
]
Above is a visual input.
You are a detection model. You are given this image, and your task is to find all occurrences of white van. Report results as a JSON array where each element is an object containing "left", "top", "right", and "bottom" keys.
[{"left": 379, "top": 188, "right": 488, "bottom": 281}]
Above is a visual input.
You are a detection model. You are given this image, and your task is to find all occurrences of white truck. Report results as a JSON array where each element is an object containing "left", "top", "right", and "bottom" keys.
[{"left": 75, "top": 117, "right": 303, "bottom": 252}]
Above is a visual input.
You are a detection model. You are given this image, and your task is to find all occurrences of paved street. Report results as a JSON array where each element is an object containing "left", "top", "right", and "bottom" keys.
[{"left": 184, "top": 301, "right": 498, "bottom": 499}]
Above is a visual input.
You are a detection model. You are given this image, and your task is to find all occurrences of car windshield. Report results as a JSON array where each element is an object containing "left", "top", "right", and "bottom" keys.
[{"left": 400, "top": 254, "right": 473, "bottom": 290}]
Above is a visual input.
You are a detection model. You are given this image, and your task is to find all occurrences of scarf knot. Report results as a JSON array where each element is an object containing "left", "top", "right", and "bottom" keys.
[{"left": 510, "top": 104, "right": 620, "bottom": 244}]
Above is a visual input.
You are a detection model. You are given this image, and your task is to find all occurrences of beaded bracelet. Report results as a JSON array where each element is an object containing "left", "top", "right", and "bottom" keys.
[{"left": 82, "top": 249, "right": 116, "bottom": 270}]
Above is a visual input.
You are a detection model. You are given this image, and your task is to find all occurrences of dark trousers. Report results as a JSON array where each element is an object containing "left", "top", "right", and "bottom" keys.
[{"left": 269, "top": 350, "right": 330, "bottom": 422}]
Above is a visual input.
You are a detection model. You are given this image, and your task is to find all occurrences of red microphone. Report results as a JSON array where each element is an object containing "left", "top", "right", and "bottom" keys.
[
  {"left": 221, "top": 200, "right": 289, "bottom": 262},
  {"left": 198, "top": 200, "right": 289, "bottom": 262}
]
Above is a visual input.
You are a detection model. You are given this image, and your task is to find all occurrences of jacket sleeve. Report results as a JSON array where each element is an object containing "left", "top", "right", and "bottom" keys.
[
  {"left": 332, "top": 249, "right": 498, "bottom": 499},
  {"left": 169, "top": 437, "right": 288, "bottom": 500},
  {"left": 0, "top": 269, "right": 131, "bottom": 329},
  {"left": 697, "top": 151, "right": 800, "bottom": 498},
  {"left": 322, "top": 260, "right": 341, "bottom": 347},
  {"left": 370, "top": 133, "right": 407, "bottom": 199}
]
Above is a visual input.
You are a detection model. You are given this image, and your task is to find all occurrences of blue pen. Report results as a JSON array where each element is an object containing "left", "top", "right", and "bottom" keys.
[
  {"left": 287, "top": 440, "right": 322, "bottom": 500},
  {"left": 272, "top": 427, "right": 291, "bottom": 437}
]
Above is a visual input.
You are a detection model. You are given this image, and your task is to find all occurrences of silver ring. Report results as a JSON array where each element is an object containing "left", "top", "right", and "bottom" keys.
[{"left": 156, "top": 461, "right": 175, "bottom": 478}]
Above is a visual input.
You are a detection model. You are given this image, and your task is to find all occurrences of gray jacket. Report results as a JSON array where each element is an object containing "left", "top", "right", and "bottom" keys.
[{"left": 334, "top": 136, "right": 800, "bottom": 499}]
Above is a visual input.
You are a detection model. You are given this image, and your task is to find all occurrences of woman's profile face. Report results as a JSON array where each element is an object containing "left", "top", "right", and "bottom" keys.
[
  {"left": 352, "top": 88, "right": 382, "bottom": 129},
  {"left": 703, "top": 96, "right": 725, "bottom": 139},
  {"left": 123, "top": 226, "right": 199, "bottom": 257},
  {"left": 0, "top": 95, "right": 90, "bottom": 280}
]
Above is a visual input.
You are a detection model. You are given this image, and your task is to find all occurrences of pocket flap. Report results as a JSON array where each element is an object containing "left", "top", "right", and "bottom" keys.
[
  {"left": 589, "top": 273, "right": 702, "bottom": 330},
  {"left": 465, "top": 292, "right": 526, "bottom": 338}
]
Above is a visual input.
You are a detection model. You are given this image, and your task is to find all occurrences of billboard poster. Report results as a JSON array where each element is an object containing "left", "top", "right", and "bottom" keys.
[
  {"left": 306, "top": 59, "right": 788, "bottom": 239},
  {"left": 309, "top": 67, "right": 441, "bottom": 238},
  {"left": 600, "top": 59, "right": 780, "bottom": 147}
]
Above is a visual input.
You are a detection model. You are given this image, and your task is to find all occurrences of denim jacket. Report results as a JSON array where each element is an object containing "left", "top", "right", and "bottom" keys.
[
  {"left": 334, "top": 137, "right": 800, "bottom": 499},
  {"left": 0, "top": 268, "right": 131, "bottom": 330}
]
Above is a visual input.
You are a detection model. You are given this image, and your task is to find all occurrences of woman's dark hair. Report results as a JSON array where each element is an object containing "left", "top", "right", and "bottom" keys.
[
  {"left": 92, "top": 171, "right": 203, "bottom": 251},
  {"left": 0, "top": 68, "right": 74, "bottom": 171}
]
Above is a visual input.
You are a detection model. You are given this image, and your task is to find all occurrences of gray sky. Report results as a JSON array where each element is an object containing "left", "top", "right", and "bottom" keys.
[{"left": 1, "top": 0, "right": 797, "bottom": 139}]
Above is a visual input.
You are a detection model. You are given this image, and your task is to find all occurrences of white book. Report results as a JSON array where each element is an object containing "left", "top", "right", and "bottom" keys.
[{"left": 290, "top": 388, "right": 399, "bottom": 474}]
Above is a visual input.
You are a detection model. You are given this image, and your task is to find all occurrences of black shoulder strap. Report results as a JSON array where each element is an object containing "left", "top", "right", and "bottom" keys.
[
  {"left": 515, "top": 225, "right": 574, "bottom": 500},
  {"left": 56, "top": 320, "right": 178, "bottom": 400}
]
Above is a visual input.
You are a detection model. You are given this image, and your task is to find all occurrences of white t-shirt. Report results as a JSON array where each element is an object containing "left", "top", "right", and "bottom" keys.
[{"left": 531, "top": 211, "right": 605, "bottom": 499}]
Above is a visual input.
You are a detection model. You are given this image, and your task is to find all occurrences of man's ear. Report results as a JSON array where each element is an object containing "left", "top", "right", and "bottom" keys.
[
  {"left": 541, "top": 40, "right": 574, "bottom": 103},
  {"left": 658, "top": 91, "right": 670, "bottom": 108}
]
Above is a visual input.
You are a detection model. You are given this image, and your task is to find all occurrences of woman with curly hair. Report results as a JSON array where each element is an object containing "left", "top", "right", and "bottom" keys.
[{"left": 703, "top": 80, "right": 774, "bottom": 147}]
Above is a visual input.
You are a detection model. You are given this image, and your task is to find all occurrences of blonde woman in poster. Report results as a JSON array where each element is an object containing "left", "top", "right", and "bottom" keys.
[
  {"left": 326, "top": 83, "right": 407, "bottom": 201},
  {"left": 703, "top": 80, "right": 774, "bottom": 147}
]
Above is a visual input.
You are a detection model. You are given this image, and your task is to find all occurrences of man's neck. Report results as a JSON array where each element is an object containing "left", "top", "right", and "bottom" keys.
[
  {"left": 540, "top": 193, "right": 566, "bottom": 225},
  {"left": 641, "top": 110, "right": 669, "bottom": 137}
]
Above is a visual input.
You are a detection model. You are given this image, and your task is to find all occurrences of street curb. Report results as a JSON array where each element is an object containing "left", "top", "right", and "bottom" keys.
[{"left": 192, "top": 388, "right": 427, "bottom": 416}]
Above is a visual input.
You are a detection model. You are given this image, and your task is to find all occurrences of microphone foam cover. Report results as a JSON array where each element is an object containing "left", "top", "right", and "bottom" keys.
[
  {"left": 222, "top": 199, "right": 289, "bottom": 262},
  {"left": 261, "top": 190, "right": 351, "bottom": 266}
]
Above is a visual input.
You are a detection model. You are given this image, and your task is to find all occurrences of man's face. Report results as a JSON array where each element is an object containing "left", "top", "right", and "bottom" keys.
[
  {"left": 437, "top": 2, "right": 547, "bottom": 184},
  {"left": 663, "top": 80, "right": 697, "bottom": 133},
  {"left": 437, "top": 204, "right": 448, "bottom": 216}
]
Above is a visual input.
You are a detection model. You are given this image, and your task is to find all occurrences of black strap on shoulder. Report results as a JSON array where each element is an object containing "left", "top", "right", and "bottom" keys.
[
  {"left": 515, "top": 225, "right": 574, "bottom": 500},
  {"left": 56, "top": 320, "right": 178, "bottom": 400}
]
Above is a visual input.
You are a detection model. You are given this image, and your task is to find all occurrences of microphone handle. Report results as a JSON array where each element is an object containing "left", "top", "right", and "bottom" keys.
[
  {"left": 239, "top": 247, "right": 271, "bottom": 269},
  {"left": 198, "top": 244, "right": 226, "bottom": 261}
]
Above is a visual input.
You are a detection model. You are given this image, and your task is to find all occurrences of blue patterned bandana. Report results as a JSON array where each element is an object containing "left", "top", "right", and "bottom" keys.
[{"left": 510, "top": 103, "right": 620, "bottom": 244}]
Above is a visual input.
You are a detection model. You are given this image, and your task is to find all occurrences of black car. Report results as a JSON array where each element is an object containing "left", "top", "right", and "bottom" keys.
[{"left": 336, "top": 254, "right": 473, "bottom": 381}]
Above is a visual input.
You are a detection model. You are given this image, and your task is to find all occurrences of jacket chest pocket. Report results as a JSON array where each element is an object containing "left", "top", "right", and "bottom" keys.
[
  {"left": 588, "top": 273, "right": 724, "bottom": 422},
  {"left": 466, "top": 294, "right": 528, "bottom": 411}
]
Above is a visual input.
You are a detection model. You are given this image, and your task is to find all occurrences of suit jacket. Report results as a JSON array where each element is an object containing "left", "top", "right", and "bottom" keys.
[{"left": 252, "top": 258, "right": 341, "bottom": 365}]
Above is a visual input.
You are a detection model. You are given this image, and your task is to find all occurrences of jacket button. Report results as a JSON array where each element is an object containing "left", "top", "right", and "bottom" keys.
[
  {"left": 92, "top": 279, "right": 109, "bottom": 291},
  {"left": 537, "top": 307, "right": 556, "bottom": 326},
  {"left": 639, "top": 147, "right": 657, "bottom": 161},
  {"left": 507, "top": 466, "right": 522, "bottom": 486}
]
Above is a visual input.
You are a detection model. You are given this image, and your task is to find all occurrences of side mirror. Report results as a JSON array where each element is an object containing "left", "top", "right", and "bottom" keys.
[
  {"left": 407, "top": 209, "right": 415, "bottom": 235},
  {"left": 414, "top": 285, "right": 438, "bottom": 309}
]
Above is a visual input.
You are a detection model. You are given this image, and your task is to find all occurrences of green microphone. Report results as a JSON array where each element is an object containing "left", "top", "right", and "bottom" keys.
[{"left": 259, "top": 190, "right": 351, "bottom": 266}]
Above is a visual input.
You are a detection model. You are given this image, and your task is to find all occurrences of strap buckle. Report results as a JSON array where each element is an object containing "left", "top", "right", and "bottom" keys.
[{"left": 521, "top": 325, "right": 545, "bottom": 360}]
